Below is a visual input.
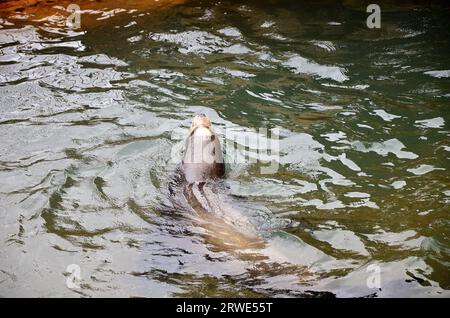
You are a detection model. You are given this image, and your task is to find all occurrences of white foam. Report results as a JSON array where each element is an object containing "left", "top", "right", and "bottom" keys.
[
  {"left": 282, "top": 54, "right": 348, "bottom": 82},
  {"left": 424, "top": 70, "right": 450, "bottom": 78},
  {"left": 313, "top": 229, "right": 369, "bottom": 256},
  {"left": 373, "top": 109, "right": 401, "bottom": 122},
  {"left": 149, "top": 30, "right": 229, "bottom": 55},
  {"left": 321, "top": 131, "right": 347, "bottom": 142},
  {"left": 391, "top": 180, "right": 406, "bottom": 189},
  {"left": 338, "top": 153, "right": 361, "bottom": 172},
  {"left": 357, "top": 124, "right": 374, "bottom": 130},
  {"left": 407, "top": 164, "right": 444, "bottom": 176},
  {"left": 217, "top": 27, "right": 242, "bottom": 38},
  {"left": 261, "top": 21, "right": 275, "bottom": 28},
  {"left": 310, "top": 40, "right": 336, "bottom": 52},
  {"left": 345, "top": 192, "right": 370, "bottom": 198},
  {"left": 415, "top": 117, "right": 445, "bottom": 129},
  {"left": 352, "top": 138, "right": 418, "bottom": 159}
]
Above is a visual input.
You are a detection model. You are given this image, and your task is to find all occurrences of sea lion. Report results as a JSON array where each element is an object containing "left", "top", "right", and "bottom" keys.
[
  {"left": 167, "top": 114, "right": 292, "bottom": 253},
  {"left": 172, "top": 114, "right": 279, "bottom": 239},
  {"left": 168, "top": 114, "right": 260, "bottom": 239},
  {"left": 163, "top": 115, "right": 312, "bottom": 276},
  {"left": 181, "top": 113, "right": 224, "bottom": 183}
]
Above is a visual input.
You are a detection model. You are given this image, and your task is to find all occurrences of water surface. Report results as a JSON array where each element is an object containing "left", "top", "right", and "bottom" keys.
[{"left": 0, "top": 0, "right": 449, "bottom": 297}]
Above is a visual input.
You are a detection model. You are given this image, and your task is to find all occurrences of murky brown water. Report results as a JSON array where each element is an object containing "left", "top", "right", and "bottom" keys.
[{"left": 0, "top": 0, "right": 449, "bottom": 297}]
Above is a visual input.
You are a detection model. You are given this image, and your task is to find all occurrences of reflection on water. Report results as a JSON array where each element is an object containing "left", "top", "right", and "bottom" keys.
[{"left": 0, "top": 0, "right": 449, "bottom": 297}]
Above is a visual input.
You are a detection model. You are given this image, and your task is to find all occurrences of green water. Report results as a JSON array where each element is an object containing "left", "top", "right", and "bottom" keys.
[{"left": 0, "top": 0, "right": 449, "bottom": 297}]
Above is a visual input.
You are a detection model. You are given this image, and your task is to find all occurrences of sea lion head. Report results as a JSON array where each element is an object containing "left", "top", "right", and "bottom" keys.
[
  {"left": 182, "top": 113, "right": 224, "bottom": 182},
  {"left": 188, "top": 113, "right": 213, "bottom": 137},
  {"left": 191, "top": 113, "right": 211, "bottom": 129}
]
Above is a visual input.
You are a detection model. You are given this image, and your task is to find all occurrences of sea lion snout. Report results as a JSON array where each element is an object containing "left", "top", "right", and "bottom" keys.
[
  {"left": 191, "top": 113, "right": 212, "bottom": 130},
  {"left": 188, "top": 113, "right": 214, "bottom": 138}
]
